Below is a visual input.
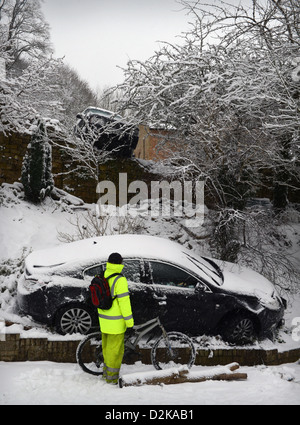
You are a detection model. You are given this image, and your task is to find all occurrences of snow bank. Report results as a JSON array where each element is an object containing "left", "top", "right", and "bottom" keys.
[{"left": 0, "top": 183, "right": 83, "bottom": 261}]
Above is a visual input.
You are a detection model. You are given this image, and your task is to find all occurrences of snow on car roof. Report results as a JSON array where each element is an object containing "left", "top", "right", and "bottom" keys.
[
  {"left": 83, "top": 107, "right": 122, "bottom": 120},
  {"left": 25, "top": 235, "right": 223, "bottom": 286}
]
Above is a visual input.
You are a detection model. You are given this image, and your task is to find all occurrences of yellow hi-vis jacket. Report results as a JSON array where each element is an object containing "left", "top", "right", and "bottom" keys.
[{"left": 98, "top": 262, "right": 134, "bottom": 334}]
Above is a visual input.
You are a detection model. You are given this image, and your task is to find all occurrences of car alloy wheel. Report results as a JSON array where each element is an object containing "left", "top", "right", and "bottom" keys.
[
  {"left": 231, "top": 317, "right": 255, "bottom": 343},
  {"left": 58, "top": 307, "right": 93, "bottom": 335},
  {"left": 221, "top": 313, "right": 256, "bottom": 344}
]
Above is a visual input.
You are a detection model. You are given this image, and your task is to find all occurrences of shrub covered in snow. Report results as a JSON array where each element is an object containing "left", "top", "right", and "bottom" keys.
[{"left": 21, "top": 120, "right": 54, "bottom": 204}]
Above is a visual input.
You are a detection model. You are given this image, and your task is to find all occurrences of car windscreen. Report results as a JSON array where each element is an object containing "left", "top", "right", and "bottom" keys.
[{"left": 184, "top": 253, "right": 224, "bottom": 286}]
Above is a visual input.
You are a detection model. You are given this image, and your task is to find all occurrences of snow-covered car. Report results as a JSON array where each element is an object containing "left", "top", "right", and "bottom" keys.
[
  {"left": 17, "top": 235, "right": 286, "bottom": 343},
  {"left": 74, "top": 107, "right": 139, "bottom": 158}
]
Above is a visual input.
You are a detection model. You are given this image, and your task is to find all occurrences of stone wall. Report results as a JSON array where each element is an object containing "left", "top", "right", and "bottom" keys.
[
  {"left": 1, "top": 130, "right": 298, "bottom": 205},
  {"left": 0, "top": 132, "right": 30, "bottom": 185},
  {"left": 0, "top": 131, "right": 98, "bottom": 201},
  {"left": 0, "top": 131, "right": 159, "bottom": 205}
]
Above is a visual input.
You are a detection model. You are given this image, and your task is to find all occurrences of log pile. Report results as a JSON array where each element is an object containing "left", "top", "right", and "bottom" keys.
[{"left": 119, "top": 362, "right": 247, "bottom": 388}]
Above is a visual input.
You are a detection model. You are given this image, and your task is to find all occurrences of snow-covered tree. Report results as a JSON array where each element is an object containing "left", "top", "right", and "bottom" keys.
[
  {"left": 47, "top": 63, "right": 98, "bottom": 132},
  {"left": 117, "top": 0, "right": 299, "bottom": 207},
  {"left": 117, "top": 0, "right": 299, "bottom": 205},
  {"left": 21, "top": 119, "right": 54, "bottom": 203},
  {"left": 112, "top": 0, "right": 299, "bottom": 289},
  {"left": 0, "top": 0, "right": 52, "bottom": 70},
  {"left": 0, "top": 56, "right": 67, "bottom": 135},
  {"left": 0, "top": 0, "right": 64, "bottom": 134},
  {"left": 0, "top": 0, "right": 99, "bottom": 137}
]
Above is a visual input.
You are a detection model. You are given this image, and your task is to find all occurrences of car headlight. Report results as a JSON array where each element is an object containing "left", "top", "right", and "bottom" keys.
[
  {"left": 18, "top": 274, "right": 47, "bottom": 294},
  {"left": 260, "top": 291, "right": 282, "bottom": 311}
]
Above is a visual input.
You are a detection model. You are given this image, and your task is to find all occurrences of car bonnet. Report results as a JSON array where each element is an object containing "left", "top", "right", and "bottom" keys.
[{"left": 218, "top": 260, "right": 277, "bottom": 302}]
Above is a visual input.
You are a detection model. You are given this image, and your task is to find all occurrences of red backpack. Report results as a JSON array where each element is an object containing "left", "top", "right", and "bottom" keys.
[{"left": 89, "top": 272, "right": 122, "bottom": 310}]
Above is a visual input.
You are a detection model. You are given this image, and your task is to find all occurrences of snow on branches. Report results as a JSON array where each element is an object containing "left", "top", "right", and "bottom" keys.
[{"left": 114, "top": 0, "right": 300, "bottom": 289}]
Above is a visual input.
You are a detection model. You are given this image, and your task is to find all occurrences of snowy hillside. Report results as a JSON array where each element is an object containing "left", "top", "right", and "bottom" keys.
[
  {"left": 0, "top": 182, "right": 299, "bottom": 350},
  {"left": 0, "top": 182, "right": 211, "bottom": 324},
  {"left": 0, "top": 182, "right": 300, "bottom": 405}
]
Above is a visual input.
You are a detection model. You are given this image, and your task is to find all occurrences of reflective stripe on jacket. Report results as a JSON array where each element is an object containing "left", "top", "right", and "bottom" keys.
[{"left": 98, "top": 262, "right": 134, "bottom": 334}]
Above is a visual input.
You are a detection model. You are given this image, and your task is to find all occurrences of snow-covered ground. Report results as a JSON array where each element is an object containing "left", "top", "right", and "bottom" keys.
[
  {"left": 0, "top": 182, "right": 299, "bottom": 405},
  {"left": 0, "top": 360, "right": 299, "bottom": 405}
]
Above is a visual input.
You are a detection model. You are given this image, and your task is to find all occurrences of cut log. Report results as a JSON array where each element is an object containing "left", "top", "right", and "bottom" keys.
[
  {"left": 119, "top": 366, "right": 189, "bottom": 388},
  {"left": 119, "top": 363, "right": 248, "bottom": 388},
  {"left": 228, "top": 363, "right": 240, "bottom": 372}
]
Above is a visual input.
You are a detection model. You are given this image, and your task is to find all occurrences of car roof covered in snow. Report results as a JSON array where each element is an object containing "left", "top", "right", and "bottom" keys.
[{"left": 25, "top": 234, "right": 223, "bottom": 287}]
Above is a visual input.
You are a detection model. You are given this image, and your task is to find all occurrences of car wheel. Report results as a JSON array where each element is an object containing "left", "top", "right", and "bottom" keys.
[
  {"left": 55, "top": 304, "right": 94, "bottom": 335},
  {"left": 221, "top": 313, "right": 256, "bottom": 344}
]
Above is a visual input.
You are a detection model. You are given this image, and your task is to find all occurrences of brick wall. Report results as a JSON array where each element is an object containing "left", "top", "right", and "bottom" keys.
[
  {"left": 135, "top": 125, "right": 179, "bottom": 161},
  {"left": 0, "top": 333, "right": 80, "bottom": 363},
  {"left": 0, "top": 331, "right": 299, "bottom": 366}
]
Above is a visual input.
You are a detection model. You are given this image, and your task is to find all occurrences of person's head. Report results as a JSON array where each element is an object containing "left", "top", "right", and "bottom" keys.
[{"left": 108, "top": 252, "right": 123, "bottom": 265}]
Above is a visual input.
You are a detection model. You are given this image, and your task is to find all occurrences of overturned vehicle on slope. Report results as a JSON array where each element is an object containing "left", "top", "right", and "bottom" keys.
[{"left": 74, "top": 107, "right": 139, "bottom": 158}]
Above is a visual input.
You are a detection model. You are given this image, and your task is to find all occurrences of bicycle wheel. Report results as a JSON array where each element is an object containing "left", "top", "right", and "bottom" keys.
[
  {"left": 151, "top": 332, "right": 196, "bottom": 371},
  {"left": 76, "top": 332, "right": 104, "bottom": 376}
]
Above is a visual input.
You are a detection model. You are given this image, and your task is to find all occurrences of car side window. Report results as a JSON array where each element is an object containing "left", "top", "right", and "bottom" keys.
[
  {"left": 149, "top": 261, "right": 199, "bottom": 289},
  {"left": 123, "top": 259, "right": 142, "bottom": 283},
  {"left": 83, "top": 264, "right": 104, "bottom": 279},
  {"left": 84, "top": 260, "right": 142, "bottom": 283}
]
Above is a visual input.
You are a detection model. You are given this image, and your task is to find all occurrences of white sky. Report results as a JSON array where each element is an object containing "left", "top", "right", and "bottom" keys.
[{"left": 41, "top": 0, "right": 191, "bottom": 92}]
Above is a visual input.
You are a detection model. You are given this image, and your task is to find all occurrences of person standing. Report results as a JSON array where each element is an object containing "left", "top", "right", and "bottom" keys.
[{"left": 98, "top": 253, "right": 134, "bottom": 384}]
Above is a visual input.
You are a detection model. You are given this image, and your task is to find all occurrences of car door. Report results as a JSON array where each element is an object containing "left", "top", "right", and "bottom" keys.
[
  {"left": 83, "top": 259, "right": 156, "bottom": 325},
  {"left": 122, "top": 259, "right": 158, "bottom": 325},
  {"left": 147, "top": 260, "right": 223, "bottom": 335}
]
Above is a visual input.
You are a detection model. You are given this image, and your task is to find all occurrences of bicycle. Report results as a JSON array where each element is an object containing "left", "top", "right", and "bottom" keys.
[{"left": 76, "top": 317, "right": 196, "bottom": 376}]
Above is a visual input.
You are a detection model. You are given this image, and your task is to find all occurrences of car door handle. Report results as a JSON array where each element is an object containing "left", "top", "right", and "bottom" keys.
[{"left": 152, "top": 293, "right": 167, "bottom": 301}]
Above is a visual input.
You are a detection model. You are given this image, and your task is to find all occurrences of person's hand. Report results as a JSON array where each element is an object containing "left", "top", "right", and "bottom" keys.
[{"left": 126, "top": 327, "right": 135, "bottom": 337}]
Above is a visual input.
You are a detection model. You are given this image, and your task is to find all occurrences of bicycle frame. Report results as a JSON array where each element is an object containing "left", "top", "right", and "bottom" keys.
[
  {"left": 126, "top": 317, "right": 165, "bottom": 351},
  {"left": 76, "top": 316, "right": 196, "bottom": 375}
]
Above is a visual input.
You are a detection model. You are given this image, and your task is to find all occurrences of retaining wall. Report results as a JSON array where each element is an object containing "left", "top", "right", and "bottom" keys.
[
  {"left": 0, "top": 131, "right": 160, "bottom": 204},
  {"left": 0, "top": 332, "right": 299, "bottom": 366}
]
